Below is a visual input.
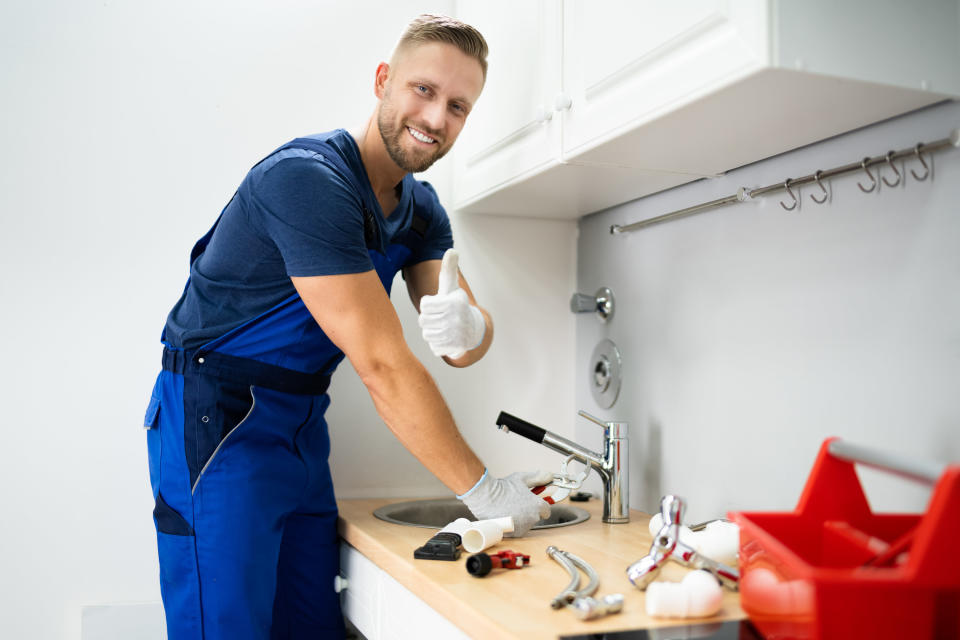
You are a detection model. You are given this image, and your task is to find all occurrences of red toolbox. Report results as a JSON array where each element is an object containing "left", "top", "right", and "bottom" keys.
[{"left": 730, "top": 437, "right": 959, "bottom": 639}]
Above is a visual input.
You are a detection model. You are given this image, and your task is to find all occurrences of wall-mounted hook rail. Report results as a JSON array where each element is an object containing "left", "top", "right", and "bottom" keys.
[{"left": 610, "top": 128, "right": 959, "bottom": 235}]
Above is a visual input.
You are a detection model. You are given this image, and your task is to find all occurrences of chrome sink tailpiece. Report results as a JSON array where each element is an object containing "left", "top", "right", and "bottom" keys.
[{"left": 495, "top": 410, "right": 629, "bottom": 524}]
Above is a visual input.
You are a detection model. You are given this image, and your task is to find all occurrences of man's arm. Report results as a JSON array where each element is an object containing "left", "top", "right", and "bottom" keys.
[
  {"left": 403, "top": 257, "right": 493, "bottom": 367},
  {"left": 291, "top": 270, "right": 484, "bottom": 494}
]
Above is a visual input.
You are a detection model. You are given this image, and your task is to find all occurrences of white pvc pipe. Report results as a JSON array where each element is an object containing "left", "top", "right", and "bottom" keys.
[
  {"left": 645, "top": 570, "right": 723, "bottom": 618},
  {"left": 440, "top": 518, "right": 473, "bottom": 537},
  {"left": 460, "top": 517, "right": 514, "bottom": 553}
]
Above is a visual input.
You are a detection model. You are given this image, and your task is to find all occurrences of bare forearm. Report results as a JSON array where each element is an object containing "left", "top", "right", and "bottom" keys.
[{"left": 359, "top": 354, "right": 484, "bottom": 495}]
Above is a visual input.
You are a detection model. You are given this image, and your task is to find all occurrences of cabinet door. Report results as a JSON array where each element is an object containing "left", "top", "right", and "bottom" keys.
[
  {"left": 339, "top": 543, "right": 382, "bottom": 639},
  {"left": 561, "top": 0, "right": 768, "bottom": 165},
  {"left": 379, "top": 572, "right": 472, "bottom": 640},
  {"left": 452, "top": 0, "right": 562, "bottom": 209}
]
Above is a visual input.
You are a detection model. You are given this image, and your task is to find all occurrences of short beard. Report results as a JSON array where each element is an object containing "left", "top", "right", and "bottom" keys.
[{"left": 377, "top": 98, "right": 448, "bottom": 174}]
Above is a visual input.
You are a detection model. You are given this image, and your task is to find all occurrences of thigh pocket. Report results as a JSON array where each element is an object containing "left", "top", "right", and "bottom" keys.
[
  {"left": 153, "top": 492, "right": 194, "bottom": 536},
  {"left": 154, "top": 504, "right": 202, "bottom": 637}
]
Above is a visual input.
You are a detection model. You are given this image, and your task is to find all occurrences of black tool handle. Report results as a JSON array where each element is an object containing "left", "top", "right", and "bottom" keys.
[{"left": 496, "top": 411, "right": 546, "bottom": 444}]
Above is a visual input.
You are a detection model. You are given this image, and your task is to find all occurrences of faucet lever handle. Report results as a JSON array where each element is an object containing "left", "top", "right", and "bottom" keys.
[{"left": 577, "top": 410, "right": 608, "bottom": 428}]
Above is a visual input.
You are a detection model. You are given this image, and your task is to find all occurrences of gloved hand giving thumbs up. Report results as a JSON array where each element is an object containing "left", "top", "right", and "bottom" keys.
[{"left": 418, "top": 249, "right": 486, "bottom": 359}]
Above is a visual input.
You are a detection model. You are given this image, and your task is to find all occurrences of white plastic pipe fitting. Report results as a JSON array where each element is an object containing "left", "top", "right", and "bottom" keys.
[
  {"left": 461, "top": 517, "right": 514, "bottom": 553},
  {"left": 645, "top": 570, "right": 723, "bottom": 618},
  {"left": 440, "top": 518, "right": 473, "bottom": 537},
  {"left": 440, "top": 517, "right": 515, "bottom": 553}
]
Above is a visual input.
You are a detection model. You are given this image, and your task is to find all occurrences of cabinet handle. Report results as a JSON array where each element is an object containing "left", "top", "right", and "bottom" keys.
[
  {"left": 334, "top": 575, "right": 349, "bottom": 593},
  {"left": 554, "top": 93, "right": 573, "bottom": 112},
  {"left": 535, "top": 105, "right": 553, "bottom": 123}
]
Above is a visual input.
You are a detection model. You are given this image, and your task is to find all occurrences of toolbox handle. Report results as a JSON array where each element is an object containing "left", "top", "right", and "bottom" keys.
[{"left": 828, "top": 439, "right": 946, "bottom": 485}]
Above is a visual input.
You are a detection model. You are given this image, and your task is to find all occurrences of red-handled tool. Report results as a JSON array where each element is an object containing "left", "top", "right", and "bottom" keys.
[
  {"left": 531, "top": 454, "right": 591, "bottom": 504},
  {"left": 532, "top": 483, "right": 571, "bottom": 505},
  {"left": 466, "top": 550, "right": 531, "bottom": 577}
]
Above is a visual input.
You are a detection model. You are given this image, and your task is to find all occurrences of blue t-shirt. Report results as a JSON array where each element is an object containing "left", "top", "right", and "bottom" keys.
[{"left": 163, "top": 130, "right": 454, "bottom": 349}]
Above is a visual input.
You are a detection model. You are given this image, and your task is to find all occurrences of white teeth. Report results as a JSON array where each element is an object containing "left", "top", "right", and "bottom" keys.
[{"left": 407, "top": 127, "right": 435, "bottom": 144}]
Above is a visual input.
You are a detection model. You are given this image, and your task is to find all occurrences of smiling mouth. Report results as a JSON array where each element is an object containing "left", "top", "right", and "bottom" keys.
[{"left": 407, "top": 126, "right": 437, "bottom": 145}]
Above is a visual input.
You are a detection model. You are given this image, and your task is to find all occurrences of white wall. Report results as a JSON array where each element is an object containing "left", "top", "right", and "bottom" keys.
[
  {"left": 0, "top": 2, "right": 575, "bottom": 638},
  {"left": 575, "top": 101, "right": 960, "bottom": 524}
]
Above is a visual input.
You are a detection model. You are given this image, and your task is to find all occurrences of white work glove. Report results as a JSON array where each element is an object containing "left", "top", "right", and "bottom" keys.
[
  {"left": 457, "top": 469, "right": 554, "bottom": 537},
  {"left": 418, "top": 249, "right": 486, "bottom": 359}
]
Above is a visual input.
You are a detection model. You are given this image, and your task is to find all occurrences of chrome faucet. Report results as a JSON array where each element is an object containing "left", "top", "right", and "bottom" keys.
[{"left": 495, "top": 410, "right": 629, "bottom": 523}]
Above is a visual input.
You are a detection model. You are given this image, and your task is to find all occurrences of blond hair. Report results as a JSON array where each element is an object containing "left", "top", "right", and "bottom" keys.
[{"left": 393, "top": 14, "right": 488, "bottom": 80}]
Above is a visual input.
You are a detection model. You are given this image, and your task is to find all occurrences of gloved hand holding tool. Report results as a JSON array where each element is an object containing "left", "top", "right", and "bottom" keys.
[
  {"left": 531, "top": 454, "right": 592, "bottom": 505},
  {"left": 458, "top": 469, "right": 554, "bottom": 537},
  {"left": 419, "top": 249, "right": 486, "bottom": 359}
]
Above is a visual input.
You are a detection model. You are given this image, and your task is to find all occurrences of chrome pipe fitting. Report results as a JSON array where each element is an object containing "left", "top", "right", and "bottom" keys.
[{"left": 626, "top": 495, "right": 739, "bottom": 591}]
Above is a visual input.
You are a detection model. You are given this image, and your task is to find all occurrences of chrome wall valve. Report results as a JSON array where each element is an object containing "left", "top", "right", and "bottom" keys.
[{"left": 570, "top": 287, "right": 615, "bottom": 322}]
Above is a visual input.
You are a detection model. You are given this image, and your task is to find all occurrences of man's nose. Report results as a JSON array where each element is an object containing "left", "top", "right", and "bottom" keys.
[{"left": 421, "top": 100, "right": 446, "bottom": 133}]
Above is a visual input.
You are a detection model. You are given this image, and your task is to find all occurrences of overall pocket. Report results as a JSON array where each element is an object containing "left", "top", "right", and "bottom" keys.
[
  {"left": 190, "top": 383, "right": 259, "bottom": 494},
  {"left": 184, "top": 373, "right": 256, "bottom": 491}
]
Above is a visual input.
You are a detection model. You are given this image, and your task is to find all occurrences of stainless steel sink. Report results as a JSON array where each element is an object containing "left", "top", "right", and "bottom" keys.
[{"left": 372, "top": 498, "right": 590, "bottom": 529}]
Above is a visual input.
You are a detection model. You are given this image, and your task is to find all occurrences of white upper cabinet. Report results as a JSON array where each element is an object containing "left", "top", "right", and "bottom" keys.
[
  {"left": 451, "top": 0, "right": 959, "bottom": 218},
  {"left": 561, "top": 0, "right": 767, "bottom": 161},
  {"left": 451, "top": 1, "right": 562, "bottom": 206}
]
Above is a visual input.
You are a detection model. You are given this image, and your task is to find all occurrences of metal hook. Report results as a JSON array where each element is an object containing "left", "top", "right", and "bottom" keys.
[
  {"left": 881, "top": 150, "right": 901, "bottom": 188},
  {"left": 779, "top": 178, "right": 798, "bottom": 211},
  {"left": 857, "top": 158, "right": 877, "bottom": 193},
  {"left": 810, "top": 170, "right": 828, "bottom": 204},
  {"left": 910, "top": 144, "right": 930, "bottom": 181}
]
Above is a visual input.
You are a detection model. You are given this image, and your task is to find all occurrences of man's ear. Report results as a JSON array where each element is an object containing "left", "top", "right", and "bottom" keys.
[{"left": 374, "top": 62, "right": 390, "bottom": 99}]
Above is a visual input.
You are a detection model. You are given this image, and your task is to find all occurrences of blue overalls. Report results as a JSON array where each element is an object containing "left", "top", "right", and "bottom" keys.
[{"left": 143, "top": 138, "right": 430, "bottom": 639}]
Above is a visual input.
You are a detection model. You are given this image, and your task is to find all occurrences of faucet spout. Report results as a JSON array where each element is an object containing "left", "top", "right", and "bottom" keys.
[
  {"left": 537, "top": 431, "right": 605, "bottom": 472},
  {"left": 495, "top": 411, "right": 629, "bottom": 524}
]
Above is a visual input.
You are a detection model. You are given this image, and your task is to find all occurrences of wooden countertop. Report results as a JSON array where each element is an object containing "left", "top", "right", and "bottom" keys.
[{"left": 337, "top": 497, "right": 744, "bottom": 639}]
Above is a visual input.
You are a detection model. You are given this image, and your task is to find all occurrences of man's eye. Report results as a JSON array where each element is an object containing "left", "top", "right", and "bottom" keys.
[{"left": 416, "top": 85, "right": 429, "bottom": 94}]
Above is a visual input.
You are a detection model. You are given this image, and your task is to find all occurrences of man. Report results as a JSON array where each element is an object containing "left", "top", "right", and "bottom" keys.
[{"left": 142, "top": 14, "right": 551, "bottom": 639}]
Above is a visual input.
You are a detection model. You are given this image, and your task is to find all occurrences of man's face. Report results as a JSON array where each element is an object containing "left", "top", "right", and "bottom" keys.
[{"left": 377, "top": 41, "right": 484, "bottom": 174}]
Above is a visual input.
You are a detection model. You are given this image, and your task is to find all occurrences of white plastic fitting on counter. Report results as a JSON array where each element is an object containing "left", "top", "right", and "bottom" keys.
[
  {"left": 645, "top": 570, "right": 723, "bottom": 618},
  {"left": 461, "top": 517, "right": 514, "bottom": 553},
  {"left": 648, "top": 514, "right": 740, "bottom": 566},
  {"left": 440, "top": 517, "right": 515, "bottom": 553},
  {"left": 440, "top": 518, "right": 473, "bottom": 537}
]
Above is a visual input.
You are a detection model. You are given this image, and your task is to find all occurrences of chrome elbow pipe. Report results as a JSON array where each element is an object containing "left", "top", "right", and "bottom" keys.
[{"left": 627, "top": 495, "right": 739, "bottom": 591}]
